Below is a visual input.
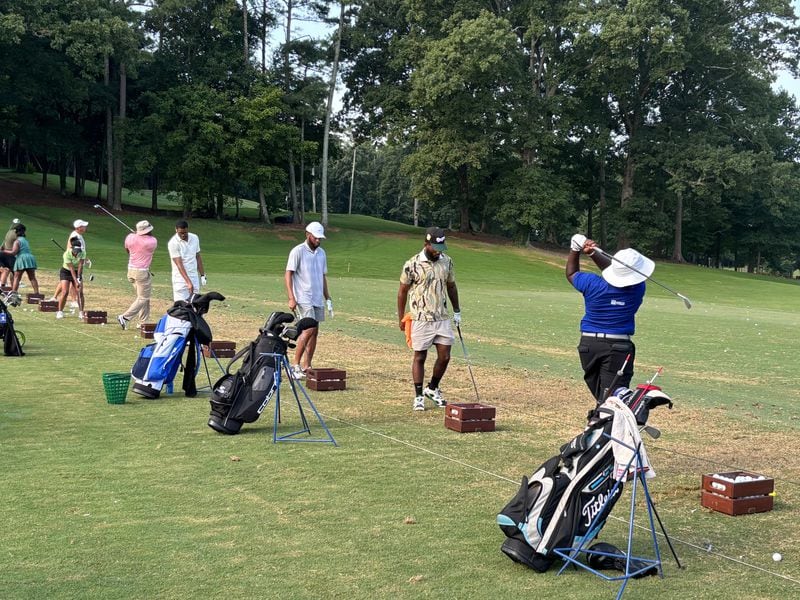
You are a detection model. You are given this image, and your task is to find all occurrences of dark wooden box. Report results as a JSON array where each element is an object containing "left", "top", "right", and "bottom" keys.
[
  {"left": 702, "top": 471, "right": 774, "bottom": 498},
  {"left": 701, "top": 491, "right": 773, "bottom": 516},
  {"left": 447, "top": 403, "right": 496, "bottom": 421},
  {"left": 26, "top": 293, "right": 45, "bottom": 304},
  {"left": 141, "top": 323, "right": 156, "bottom": 339},
  {"left": 444, "top": 402, "right": 496, "bottom": 433},
  {"left": 445, "top": 415, "right": 496, "bottom": 433},
  {"left": 39, "top": 300, "right": 59, "bottom": 312},
  {"left": 701, "top": 471, "right": 774, "bottom": 516},
  {"left": 203, "top": 341, "right": 237, "bottom": 358},
  {"left": 305, "top": 367, "right": 346, "bottom": 391},
  {"left": 83, "top": 310, "right": 107, "bottom": 324}
]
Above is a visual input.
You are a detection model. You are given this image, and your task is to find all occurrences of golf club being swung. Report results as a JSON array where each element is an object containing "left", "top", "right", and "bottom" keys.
[
  {"left": 93, "top": 204, "right": 134, "bottom": 233},
  {"left": 594, "top": 247, "right": 692, "bottom": 310},
  {"left": 50, "top": 238, "right": 65, "bottom": 251},
  {"left": 456, "top": 324, "right": 480, "bottom": 403}
]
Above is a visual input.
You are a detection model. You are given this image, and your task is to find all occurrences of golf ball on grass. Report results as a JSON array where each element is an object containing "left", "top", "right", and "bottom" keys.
[{"left": 773, "top": 553, "right": 782, "bottom": 562}]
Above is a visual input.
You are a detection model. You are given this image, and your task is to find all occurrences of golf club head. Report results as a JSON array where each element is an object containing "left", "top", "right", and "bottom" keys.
[
  {"left": 642, "top": 425, "right": 661, "bottom": 439},
  {"left": 678, "top": 294, "right": 692, "bottom": 309},
  {"left": 93, "top": 204, "right": 100, "bottom": 208}
]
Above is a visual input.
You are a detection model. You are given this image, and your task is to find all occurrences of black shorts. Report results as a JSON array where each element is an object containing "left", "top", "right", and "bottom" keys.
[
  {"left": 59, "top": 268, "right": 77, "bottom": 281},
  {"left": 0, "top": 253, "right": 15, "bottom": 270}
]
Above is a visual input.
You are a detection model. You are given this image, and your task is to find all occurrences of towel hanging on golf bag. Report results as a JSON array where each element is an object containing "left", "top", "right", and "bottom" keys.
[
  {"left": 497, "top": 386, "right": 672, "bottom": 573},
  {"left": 131, "top": 292, "right": 224, "bottom": 399},
  {"left": 207, "top": 312, "right": 317, "bottom": 435},
  {"left": 0, "top": 297, "right": 24, "bottom": 356}
]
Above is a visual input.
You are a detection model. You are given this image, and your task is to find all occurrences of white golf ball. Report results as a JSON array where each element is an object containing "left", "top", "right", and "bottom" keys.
[{"left": 773, "top": 552, "right": 782, "bottom": 562}]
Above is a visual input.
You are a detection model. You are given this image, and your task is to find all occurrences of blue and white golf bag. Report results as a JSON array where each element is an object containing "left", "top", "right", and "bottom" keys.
[{"left": 131, "top": 292, "right": 224, "bottom": 399}]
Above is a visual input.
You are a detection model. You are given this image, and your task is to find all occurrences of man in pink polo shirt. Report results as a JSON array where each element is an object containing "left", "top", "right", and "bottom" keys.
[{"left": 117, "top": 220, "right": 157, "bottom": 330}]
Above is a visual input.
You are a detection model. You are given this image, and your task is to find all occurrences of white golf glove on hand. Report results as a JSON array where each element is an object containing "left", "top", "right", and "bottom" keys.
[
  {"left": 200, "top": 275, "right": 207, "bottom": 287},
  {"left": 326, "top": 298, "right": 334, "bottom": 318},
  {"left": 85, "top": 259, "right": 92, "bottom": 268},
  {"left": 453, "top": 311, "right": 462, "bottom": 326},
  {"left": 570, "top": 234, "right": 587, "bottom": 252}
]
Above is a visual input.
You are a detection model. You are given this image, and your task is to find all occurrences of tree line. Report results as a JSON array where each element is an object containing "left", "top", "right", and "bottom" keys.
[{"left": 2, "top": 1, "right": 800, "bottom": 273}]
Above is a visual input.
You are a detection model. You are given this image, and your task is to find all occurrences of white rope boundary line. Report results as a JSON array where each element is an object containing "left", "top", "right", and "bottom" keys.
[{"left": 323, "top": 414, "right": 800, "bottom": 586}]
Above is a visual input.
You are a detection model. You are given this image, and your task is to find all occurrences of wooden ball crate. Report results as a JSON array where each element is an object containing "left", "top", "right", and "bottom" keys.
[
  {"left": 305, "top": 368, "right": 346, "bottom": 391},
  {"left": 83, "top": 310, "right": 108, "bottom": 324},
  {"left": 202, "top": 341, "right": 237, "bottom": 359},
  {"left": 27, "top": 293, "right": 45, "bottom": 304},
  {"left": 444, "top": 403, "right": 496, "bottom": 433},
  {"left": 701, "top": 471, "right": 774, "bottom": 516},
  {"left": 39, "top": 300, "right": 59, "bottom": 312}
]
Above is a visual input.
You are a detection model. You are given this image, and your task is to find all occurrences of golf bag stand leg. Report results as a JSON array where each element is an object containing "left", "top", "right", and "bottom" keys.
[{"left": 270, "top": 353, "right": 336, "bottom": 445}]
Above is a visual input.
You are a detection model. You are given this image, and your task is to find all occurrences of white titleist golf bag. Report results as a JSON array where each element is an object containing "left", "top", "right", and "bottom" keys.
[
  {"left": 131, "top": 292, "right": 224, "bottom": 399},
  {"left": 497, "top": 383, "right": 672, "bottom": 572}
]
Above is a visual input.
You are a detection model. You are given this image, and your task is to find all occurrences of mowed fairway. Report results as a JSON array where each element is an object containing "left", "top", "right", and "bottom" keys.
[{"left": 1, "top": 189, "right": 799, "bottom": 599}]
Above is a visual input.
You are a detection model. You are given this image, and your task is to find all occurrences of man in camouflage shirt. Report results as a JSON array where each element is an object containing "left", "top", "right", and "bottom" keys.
[{"left": 397, "top": 227, "right": 461, "bottom": 411}]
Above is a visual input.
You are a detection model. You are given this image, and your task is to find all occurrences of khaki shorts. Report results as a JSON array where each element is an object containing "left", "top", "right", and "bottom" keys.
[
  {"left": 297, "top": 304, "right": 324, "bottom": 323},
  {"left": 411, "top": 319, "right": 454, "bottom": 352}
]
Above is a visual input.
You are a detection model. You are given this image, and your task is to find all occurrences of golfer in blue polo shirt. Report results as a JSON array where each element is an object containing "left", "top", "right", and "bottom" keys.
[{"left": 566, "top": 234, "right": 654, "bottom": 403}]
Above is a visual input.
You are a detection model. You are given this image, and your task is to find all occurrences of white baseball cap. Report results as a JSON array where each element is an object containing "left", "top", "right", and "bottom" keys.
[
  {"left": 305, "top": 221, "right": 325, "bottom": 239},
  {"left": 74, "top": 219, "right": 89, "bottom": 228}
]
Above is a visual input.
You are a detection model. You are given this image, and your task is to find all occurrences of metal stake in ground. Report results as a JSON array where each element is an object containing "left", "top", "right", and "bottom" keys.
[
  {"left": 93, "top": 204, "right": 134, "bottom": 233},
  {"left": 456, "top": 324, "right": 480, "bottom": 403},
  {"left": 594, "top": 247, "right": 692, "bottom": 310}
]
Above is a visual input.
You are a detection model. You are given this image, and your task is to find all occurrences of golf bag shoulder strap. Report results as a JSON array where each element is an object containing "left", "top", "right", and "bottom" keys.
[{"left": 225, "top": 343, "right": 253, "bottom": 375}]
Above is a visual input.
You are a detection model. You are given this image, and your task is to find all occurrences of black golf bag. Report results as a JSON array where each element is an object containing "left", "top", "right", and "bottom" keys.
[
  {"left": 497, "top": 384, "right": 672, "bottom": 573},
  {"left": 207, "top": 312, "right": 317, "bottom": 435},
  {"left": 0, "top": 296, "right": 24, "bottom": 356},
  {"left": 131, "top": 292, "right": 224, "bottom": 399}
]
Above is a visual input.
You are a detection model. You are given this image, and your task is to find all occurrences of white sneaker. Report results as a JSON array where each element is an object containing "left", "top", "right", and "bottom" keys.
[
  {"left": 413, "top": 396, "right": 426, "bottom": 411},
  {"left": 291, "top": 364, "right": 306, "bottom": 380},
  {"left": 47, "top": 296, "right": 57, "bottom": 302},
  {"left": 117, "top": 315, "right": 127, "bottom": 330},
  {"left": 78, "top": 311, "right": 84, "bottom": 319},
  {"left": 56, "top": 311, "right": 64, "bottom": 319},
  {"left": 68, "top": 301, "right": 78, "bottom": 308},
  {"left": 423, "top": 386, "right": 446, "bottom": 407}
]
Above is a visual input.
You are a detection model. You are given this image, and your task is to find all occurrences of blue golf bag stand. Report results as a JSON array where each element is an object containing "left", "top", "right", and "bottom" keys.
[
  {"left": 552, "top": 434, "right": 676, "bottom": 599},
  {"left": 263, "top": 352, "right": 336, "bottom": 445}
]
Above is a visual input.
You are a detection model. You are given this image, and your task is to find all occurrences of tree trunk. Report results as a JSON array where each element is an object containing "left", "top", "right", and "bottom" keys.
[
  {"left": 41, "top": 149, "right": 49, "bottom": 190},
  {"left": 151, "top": 167, "right": 158, "bottom": 211},
  {"left": 105, "top": 55, "right": 114, "bottom": 207},
  {"left": 671, "top": 192, "right": 685, "bottom": 262},
  {"left": 59, "top": 151, "right": 67, "bottom": 196},
  {"left": 457, "top": 164, "right": 470, "bottom": 233},
  {"left": 348, "top": 146, "right": 356, "bottom": 214},
  {"left": 73, "top": 152, "right": 85, "bottom": 198},
  {"left": 242, "top": 0, "right": 249, "bottom": 66},
  {"left": 299, "top": 119, "right": 305, "bottom": 212},
  {"left": 289, "top": 156, "right": 300, "bottom": 223},
  {"left": 311, "top": 165, "right": 316, "bottom": 213},
  {"left": 261, "top": 0, "right": 267, "bottom": 71},
  {"left": 321, "top": 1, "right": 345, "bottom": 227},
  {"left": 598, "top": 153, "right": 607, "bottom": 248},
  {"left": 112, "top": 62, "right": 127, "bottom": 211},
  {"left": 258, "top": 182, "right": 271, "bottom": 224},
  {"left": 96, "top": 147, "right": 103, "bottom": 201},
  {"left": 413, "top": 196, "right": 418, "bottom": 227},
  {"left": 216, "top": 192, "right": 224, "bottom": 219}
]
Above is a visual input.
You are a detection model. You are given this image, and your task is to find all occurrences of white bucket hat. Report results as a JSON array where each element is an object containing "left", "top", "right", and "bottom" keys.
[
  {"left": 136, "top": 220, "right": 154, "bottom": 235},
  {"left": 601, "top": 248, "right": 655, "bottom": 287},
  {"left": 305, "top": 221, "right": 325, "bottom": 239}
]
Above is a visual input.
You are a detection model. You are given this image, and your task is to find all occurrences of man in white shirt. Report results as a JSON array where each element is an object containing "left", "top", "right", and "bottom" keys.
[
  {"left": 168, "top": 220, "right": 205, "bottom": 301},
  {"left": 284, "top": 221, "right": 333, "bottom": 379}
]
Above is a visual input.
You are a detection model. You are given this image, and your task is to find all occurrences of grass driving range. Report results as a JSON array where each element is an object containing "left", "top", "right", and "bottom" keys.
[{"left": 1, "top": 178, "right": 799, "bottom": 599}]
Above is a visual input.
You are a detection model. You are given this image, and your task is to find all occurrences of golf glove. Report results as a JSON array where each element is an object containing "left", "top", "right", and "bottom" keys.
[
  {"left": 453, "top": 311, "right": 462, "bottom": 326},
  {"left": 326, "top": 298, "right": 334, "bottom": 318},
  {"left": 570, "top": 234, "right": 587, "bottom": 252},
  {"left": 85, "top": 259, "right": 92, "bottom": 268},
  {"left": 200, "top": 275, "right": 207, "bottom": 287}
]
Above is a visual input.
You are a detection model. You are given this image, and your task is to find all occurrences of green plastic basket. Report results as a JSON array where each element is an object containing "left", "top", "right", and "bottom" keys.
[{"left": 102, "top": 372, "right": 131, "bottom": 404}]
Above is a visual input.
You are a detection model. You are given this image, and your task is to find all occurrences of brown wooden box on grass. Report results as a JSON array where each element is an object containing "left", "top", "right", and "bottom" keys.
[
  {"left": 26, "top": 293, "right": 45, "bottom": 304},
  {"left": 305, "top": 367, "right": 346, "bottom": 391},
  {"left": 445, "top": 415, "right": 496, "bottom": 433},
  {"left": 0, "top": 285, "right": 11, "bottom": 293},
  {"left": 141, "top": 323, "right": 156, "bottom": 339},
  {"left": 83, "top": 310, "right": 107, "bottom": 324},
  {"left": 39, "top": 300, "right": 58, "bottom": 312},
  {"left": 701, "top": 492, "right": 773, "bottom": 516},
  {"left": 701, "top": 471, "right": 774, "bottom": 516},
  {"left": 444, "top": 402, "right": 496, "bottom": 433},
  {"left": 203, "top": 341, "right": 237, "bottom": 358}
]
